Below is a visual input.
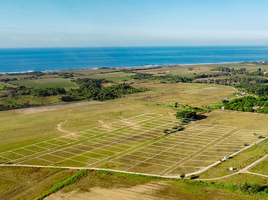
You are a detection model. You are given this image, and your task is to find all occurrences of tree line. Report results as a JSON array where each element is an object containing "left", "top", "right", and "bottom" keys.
[
  {"left": 129, "top": 73, "right": 193, "bottom": 83},
  {"left": 64, "top": 78, "right": 148, "bottom": 101},
  {"left": 222, "top": 96, "right": 268, "bottom": 113},
  {"left": 195, "top": 77, "right": 268, "bottom": 97},
  {"left": 211, "top": 66, "right": 268, "bottom": 77},
  {"left": 0, "top": 78, "right": 148, "bottom": 110}
]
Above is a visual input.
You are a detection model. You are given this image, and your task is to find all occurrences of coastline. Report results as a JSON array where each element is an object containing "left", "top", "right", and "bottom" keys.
[{"left": 0, "top": 61, "right": 261, "bottom": 74}]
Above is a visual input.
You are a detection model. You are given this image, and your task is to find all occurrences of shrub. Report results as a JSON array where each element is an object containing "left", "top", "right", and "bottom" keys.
[
  {"left": 190, "top": 175, "right": 199, "bottom": 179},
  {"left": 180, "top": 173, "right": 185, "bottom": 179},
  {"left": 176, "top": 111, "right": 197, "bottom": 119},
  {"left": 240, "top": 182, "right": 250, "bottom": 193},
  {"left": 163, "top": 129, "right": 169, "bottom": 134},
  {"left": 35, "top": 169, "right": 88, "bottom": 200},
  {"left": 251, "top": 183, "right": 262, "bottom": 193}
]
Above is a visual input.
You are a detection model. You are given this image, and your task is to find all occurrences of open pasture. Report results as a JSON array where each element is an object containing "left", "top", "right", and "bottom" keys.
[
  {"left": 0, "top": 113, "right": 265, "bottom": 176},
  {"left": 129, "top": 82, "right": 237, "bottom": 107},
  {"left": 13, "top": 78, "right": 78, "bottom": 89}
]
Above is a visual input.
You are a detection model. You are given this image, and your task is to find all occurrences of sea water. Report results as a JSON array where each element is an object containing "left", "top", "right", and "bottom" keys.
[{"left": 0, "top": 46, "right": 268, "bottom": 73}]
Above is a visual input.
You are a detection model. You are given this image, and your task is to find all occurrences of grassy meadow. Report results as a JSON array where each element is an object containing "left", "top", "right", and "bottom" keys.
[{"left": 12, "top": 78, "right": 78, "bottom": 90}]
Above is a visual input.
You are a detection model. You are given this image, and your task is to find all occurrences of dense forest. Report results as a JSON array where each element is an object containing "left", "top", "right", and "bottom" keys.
[{"left": 222, "top": 96, "right": 268, "bottom": 113}]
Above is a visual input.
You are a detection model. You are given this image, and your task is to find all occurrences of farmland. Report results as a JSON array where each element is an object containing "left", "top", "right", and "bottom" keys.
[
  {"left": 1, "top": 111, "right": 268, "bottom": 177},
  {"left": 1, "top": 63, "right": 268, "bottom": 199}
]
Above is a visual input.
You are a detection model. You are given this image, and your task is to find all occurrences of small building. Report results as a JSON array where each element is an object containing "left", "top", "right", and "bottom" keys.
[
  {"left": 229, "top": 167, "right": 234, "bottom": 171},
  {"left": 224, "top": 155, "right": 229, "bottom": 159},
  {"left": 252, "top": 106, "right": 264, "bottom": 110},
  {"left": 221, "top": 106, "right": 225, "bottom": 110},
  {"left": 241, "top": 93, "right": 246, "bottom": 96}
]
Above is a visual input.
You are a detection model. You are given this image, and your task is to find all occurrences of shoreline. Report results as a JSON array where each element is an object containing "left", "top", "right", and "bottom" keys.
[{"left": 0, "top": 60, "right": 264, "bottom": 74}]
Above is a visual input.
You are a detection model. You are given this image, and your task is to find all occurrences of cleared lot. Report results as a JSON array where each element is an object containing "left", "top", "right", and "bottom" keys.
[{"left": 0, "top": 113, "right": 265, "bottom": 176}]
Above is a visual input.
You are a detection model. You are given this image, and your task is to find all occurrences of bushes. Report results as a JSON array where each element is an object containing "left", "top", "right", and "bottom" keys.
[
  {"left": 69, "top": 78, "right": 148, "bottom": 101},
  {"left": 176, "top": 111, "right": 197, "bottom": 119},
  {"left": 129, "top": 73, "right": 193, "bottom": 83},
  {"left": 251, "top": 183, "right": 262, "bottom": 193}
]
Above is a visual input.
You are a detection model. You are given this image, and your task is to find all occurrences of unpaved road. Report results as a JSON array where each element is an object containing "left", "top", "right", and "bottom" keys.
[
  {"left": 17, "top": 101, "right": 103, "bottom": 114},
  {"left": 198, "top": 154, "right": 268, "bottom": 181}
]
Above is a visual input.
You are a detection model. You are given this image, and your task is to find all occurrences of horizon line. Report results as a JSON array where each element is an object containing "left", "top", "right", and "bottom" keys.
[{"left": 1, "top": 45, "right": 268, "bottom": 49}]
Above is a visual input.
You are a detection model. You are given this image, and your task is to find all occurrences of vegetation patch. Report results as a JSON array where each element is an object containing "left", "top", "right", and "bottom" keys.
[
  {"left": 222, "top": 96, "right": 268, "bottom": 113},
  {"left": 35, "top": 169, "right": 88, "bottom": 200},
  {"left": 64, "top": 78, "right": 148, "bottom": 101}
]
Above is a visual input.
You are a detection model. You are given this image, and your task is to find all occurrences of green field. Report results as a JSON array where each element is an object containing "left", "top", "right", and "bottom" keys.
[{"left": 13, "top": 78, "right": 78, "bottom": 89}]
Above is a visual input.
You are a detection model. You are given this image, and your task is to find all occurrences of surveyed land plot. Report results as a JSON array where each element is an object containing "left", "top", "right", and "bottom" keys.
[
  {"left": 0, "top": 113, "right": 176, "bottom": 166},
  {"left": 0, "top": 113, "right": 266, "bottom": 176},
  {"left": 199, "top": 129, "right": 268, "bottom": 160}
]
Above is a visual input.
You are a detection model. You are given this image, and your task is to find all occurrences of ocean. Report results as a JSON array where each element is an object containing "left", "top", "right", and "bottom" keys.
[{"left": 0, "top": 46, "right": 268, "bottom": 73}]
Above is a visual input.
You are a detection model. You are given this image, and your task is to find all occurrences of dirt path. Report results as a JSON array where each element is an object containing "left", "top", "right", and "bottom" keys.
[
  {"left": 2, "top": 152, "right": 268, "bottom": 186},
  {"left": 3, "top": 122, "right": 268, "bottom": 184},
  {"left": 56, "top": 120, "right": 77, "bottom": 139},
  {"left": 57, "top": 120, "right": 70, "bottom": 134},
  {"left": 186, "top": 137, "right": 268, "bottom": 178},
  {"left": 18, "top": 101, "right": 103, "bottom": 114},
  {"left": 242, "top": 154, "right": 268, "bottom": 171},
  {"left": 197, "top": 154, "right": 268, "bottom": 181}
]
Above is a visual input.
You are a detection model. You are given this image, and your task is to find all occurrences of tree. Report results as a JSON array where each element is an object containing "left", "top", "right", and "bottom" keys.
[
  {"left": 240, "top": 182, "right": 250, "bottom": 193},
  {"left": 175, "top": 102, "right": 178, "bottom": 108},
  {"left": 251, "top": 183, "right": 262, "bottom": 193},
  {"left": 163, "top": 129, "right": 169, "bottom": 134},
  {"left": 180, "top": 173, "right": 185, "bottom": 180},
  {"left": 176, "top": 111, "right": 197, "bottom": 119}
]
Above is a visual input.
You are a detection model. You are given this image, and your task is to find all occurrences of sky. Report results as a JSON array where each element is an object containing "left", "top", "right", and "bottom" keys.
[{"left": 1, "top": 0, "right": 268, "bottom": 48}]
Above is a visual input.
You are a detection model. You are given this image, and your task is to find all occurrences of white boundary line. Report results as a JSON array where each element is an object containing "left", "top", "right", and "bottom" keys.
[
  {"left": 161, "top": 126, "right": 236, "bottom": 175},
  {"left": 124, "top": 125, "right": 218, "bottom": 172}
]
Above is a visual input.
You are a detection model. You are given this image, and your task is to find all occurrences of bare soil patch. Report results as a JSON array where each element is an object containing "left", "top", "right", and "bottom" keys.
[
  {"left": 17, "top": 101, "right": 103, "bottom": 114},
  {"left": 45, "top": 182, "right": 168, "bottom": 200}
]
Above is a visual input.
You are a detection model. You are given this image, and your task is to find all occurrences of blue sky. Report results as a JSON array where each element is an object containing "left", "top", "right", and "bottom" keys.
[{"left": 1, "top": 0, "right": 268, "bottom": 48}]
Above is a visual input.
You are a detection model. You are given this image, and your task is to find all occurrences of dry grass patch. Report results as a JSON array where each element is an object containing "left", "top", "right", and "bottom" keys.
[
  {"left": 208, "top": 173, "right": 268, "bottom": 186},
  {"left": 198, "top": 139, "right": 268, "bottom": 179},
  {"left": 0, "top": 166, "right": 79, "bottom": 200},
  {"left": 250, "top": 157, "right": 268, "bottom": 175}
]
